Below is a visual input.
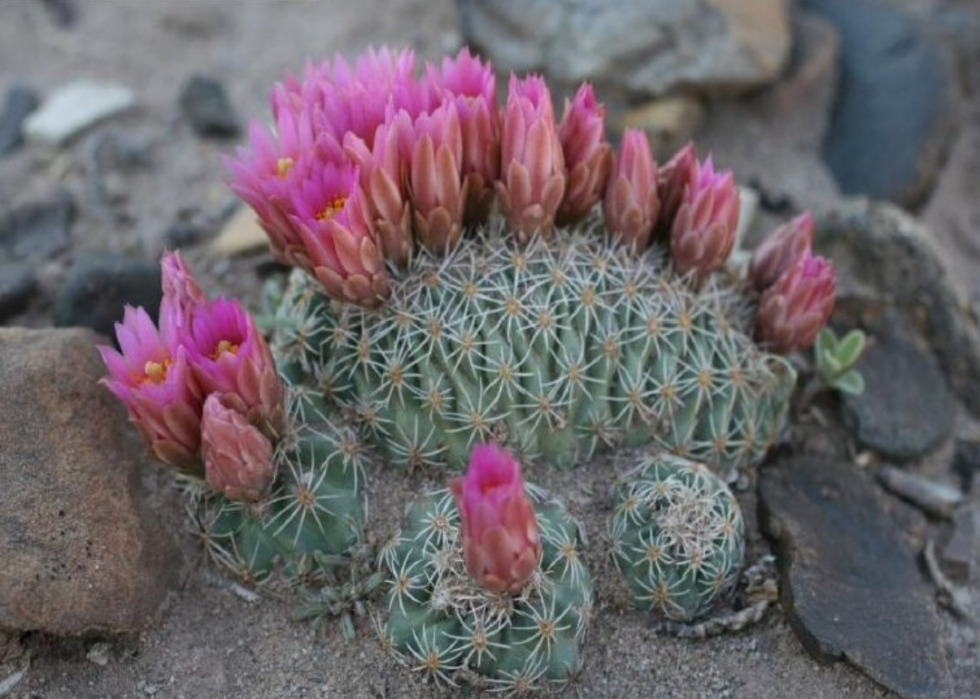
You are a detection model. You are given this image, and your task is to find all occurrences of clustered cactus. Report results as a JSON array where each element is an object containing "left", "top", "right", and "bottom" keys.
[
  {"left": 95, "top": 45, "right": 842, "bottom": 693},
  {"left": 610, "top": 453, "right": 745, "bottom": 621}
]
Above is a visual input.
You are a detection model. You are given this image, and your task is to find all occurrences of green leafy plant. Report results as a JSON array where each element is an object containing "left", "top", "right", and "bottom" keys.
[{"left": 814, "top": 327, "right": 866, "bottom": 395}]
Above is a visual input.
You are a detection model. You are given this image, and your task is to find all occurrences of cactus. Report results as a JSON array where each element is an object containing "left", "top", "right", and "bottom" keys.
[
  {"left": 190, "top": 385, "right": 373, "bottom": 635},
  {"left": 377, "top": 485, "right": 594, "bottom": 693},
  {"left": 274, "top": 223, "right": 796, "bottom": 481},
  {"left": 610, "top": 452, "right": 744, "bottom": 622}
]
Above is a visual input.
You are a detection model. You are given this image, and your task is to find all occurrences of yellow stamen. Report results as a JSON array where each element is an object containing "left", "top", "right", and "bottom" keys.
[
  {"left": 316, "top": 194, "right": 348, "bottom": 221},
  {"left": 210, "top": 340, "right": 240, "bottom": 360},
  {"left": 142, "top": 359, "right": 170, "bottom": 385},
  {"left": 276, "top": 157, "right": 294, "bottom": 178}
]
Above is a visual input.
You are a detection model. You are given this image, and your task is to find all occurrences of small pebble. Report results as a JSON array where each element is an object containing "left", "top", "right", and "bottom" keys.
[
  {"left": 877, "top": 465, "right": 962, "bottom": 519},
  {"left": 24, "top": 80, "right": 136, "bottom": 146},
  {"left": 179, "top": 75, "right": 239, "bottom": 138},
  {"left": 0, "top": 84, "right": 40, "bottom": 157}
]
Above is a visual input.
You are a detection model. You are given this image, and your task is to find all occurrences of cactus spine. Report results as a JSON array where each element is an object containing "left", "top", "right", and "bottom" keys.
[
  {"left": 610, "top": 452, "right": 745, "bottom": 621},
  {"left": 377, "top": 486, "right": 594, "bottom": 693}
]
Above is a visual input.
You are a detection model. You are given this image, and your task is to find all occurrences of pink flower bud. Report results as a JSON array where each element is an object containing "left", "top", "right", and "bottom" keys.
[
  {"left": 409, "top": 103, "right": 468, "bottom": 254},
  {"left": 285, "top": 152, "right": 392, "bottom": 307},
  {"left": 654, "top": 142, "right": 697, "bottom": 240},
  {"left": 430, "top": 48, "right": 500, "bottom": 226},
  {"left": 749, "top": 212, "right": 814, "bottom": 292},
  {"left": 160, "top": 250, "right": 206, "bottom": 329},
  {"left": 557, "top": 83, "right": 611, "bottom": 226},
  {"left": 602, "top": 128, "right": 659, "bottom": 251},
  {"left": 97, "top": 305, "right": 203, "bottom": 475},
  {"left": 449, "top": 443, "right": 542, "bottom": 594},
  {"left": 201, "top": 394, "right": 275, "bottom": 502},
  {"left": 496, "top": 74, "right": 567, "bottom": 243},
  {"left": 755, "top": 251, "right": 836, "bottom": 353},
  {"left": 670, "top": 155, "right": 740, "bottom": 281},
  {"left": 183, "top": 296, "right": 285, "bottom": 438}
]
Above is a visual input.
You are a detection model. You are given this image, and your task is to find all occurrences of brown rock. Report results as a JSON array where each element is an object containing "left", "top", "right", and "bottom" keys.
[
  {"left": 0, "top": 327, "right": 182, "bottom": 635},
  {"left": 614, "top": 96, "right": 705, "bottom": 158}
]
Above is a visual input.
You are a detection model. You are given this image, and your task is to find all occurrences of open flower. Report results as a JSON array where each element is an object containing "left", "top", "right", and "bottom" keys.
[
  {"left": 557, "top": 83, "right": 611, "bottom": 226},
  {"left": 749, "top": 212, "right": 814, "bottom": 292},
  {"left": 449, "top": 443, "right": 542, "bottom": 594},
  {"left": 670, "top": 155, "right": 740, "bottom": 281},
  {"left": 285, "top": 152, "right": 391, "bottom": 306},
  {"left": 201, "top": 394, "right": 275, "bottom": 502},
  {"left": 602, "top": 128, "right": 659, "bottom": 251},
  {"left": 431, "top": 48, "right": 500, "bottom": 225},
  {"left": 98, "top": 305, "right": 203, "bottom": 474},
  {"left": 497, "top": 74, "right": 567, "bottom": 243},
  {"left": 183, "top": 296, "right": 285, "bottom": 438},
  {"left": 755, "top": 251, "right": 836, "bottom": 353},
  {"left": 409, "top": 103, "right": 468, "bottom": 254}
]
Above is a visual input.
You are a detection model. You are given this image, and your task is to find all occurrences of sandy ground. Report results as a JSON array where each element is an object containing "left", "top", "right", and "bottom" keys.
[{"left": 1, "top": 1, "right": 978, "bottom": 698}]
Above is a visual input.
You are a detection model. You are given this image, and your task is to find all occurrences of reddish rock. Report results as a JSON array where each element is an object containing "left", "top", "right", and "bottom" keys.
[{"left": 0, "top": 327, "right": 182, "bottom": 635}]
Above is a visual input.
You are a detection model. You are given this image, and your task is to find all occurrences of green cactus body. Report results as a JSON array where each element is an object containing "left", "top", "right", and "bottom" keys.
[
  {"left": 191, "top": 387, "right": 366, "bottom": 591},
  {"left": 377, "top": 486, "right": 593, "bottom": 693},
  {"left": 610, "top": 453, "right": 745, "bottom": 621},
  {"left": 275, "top": 225, "right": 796, "bottom": 480}
]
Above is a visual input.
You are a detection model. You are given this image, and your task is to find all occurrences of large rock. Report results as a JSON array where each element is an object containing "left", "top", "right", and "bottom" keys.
[
  {"left": 814, "top": 199, "right": 980, "bottom": 417},
  {"left": 455, "top": 0, "right": 791, "bottom": 98},
  {"left": 802, "top": 0, "right": 958, "bottom": 207},
  {"left": 840, "top": 331, "right": 955, "bottom": 461},
  {"left": 759, "top": 456, "right": 952, "bottom": 699},
  {"left": 0, "top": 328, "right": 182, "bottom": 635}
]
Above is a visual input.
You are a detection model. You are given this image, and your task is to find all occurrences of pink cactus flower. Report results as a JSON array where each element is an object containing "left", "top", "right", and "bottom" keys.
[
  {"left": 449, "top": 443, "right": 542, "bottom": 594},
  {"left": 755, "top": 251, "right": 836, "bottom": 353},
  {"left": 409, "top": 103, "right": 468, "bottom": 254},
  {"left": 496, "top": 74, "right": 567, "bottom": 243},
  {"left": 98, "top": 305, "right": 203, "bottom": 474},
  {"left": 344, "top": 112, "right": 415, "bottom": 268},
  {"left": 557, "top": 83, "right": 611, "bottom": 226},
  {"left": 654, "top": 142, "right": 697, "bottom": 241},
  {"left": 201, "top": 394, "right": 276, "bottom": 502},
  {"left": 749, "top": 212, "right": 814, "bottom": 292},
  {"left": 183, "top": 296, "right": 285, "bottom": 438},
  {"left": 284, "top": 152, "right": 391, "bottom": 307},
  {"left": 160, "top": 250, "right": 206, "bottom": 329},
  {"left": 430, "top": 48, "right": 500, "bottom": 225},
  {"left": 602, "top": 128, "right": 659, "bottom": 251},
  {"left": 670, "top": 155, "right": 740, "bottom": 281}
]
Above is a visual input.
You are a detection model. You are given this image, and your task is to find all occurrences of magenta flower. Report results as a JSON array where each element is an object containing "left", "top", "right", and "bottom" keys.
[
  {"left": 201, "top": 394, "right": 275, "bottom": 502},
  {"left": 602, "top": 128, "right": 659, "bottom": 251},
  {"left": 98, "top": 305, "right": 203, "bottom": 474},
  {"left": 654, "top": 142, "right": 697, "bottom": 240},
  {"left": 345, "top": 112, "right": 415, "bottom": 268},
  {"left": 670, "top": 155, "right": 740, "bottom": 281},
  {"left": 749, "top": 212, "right": 814, "bottom": 292},
  {"left": 409, "top": 103, "right": 467, "bottom": 254},
  {"left": 496, "top": 73, "right": 567, "bottom": 243},
  {"left": 431, "top": 48, "right": 500, "bottom": 225},
  {"left": 184, "top": 296, "right": 285, "bottom": 438},
  {"left": 755, "top": 251, "right": 836, "bottom": 353},
  {"left": 449, "top": 443, "right": 542, "bottom": 594},
  {"left": 557, "top": 83, "right": 611, "bottom": 226},
  {"left": 284, "top": 152, "right": 391, "bottom": 307}
]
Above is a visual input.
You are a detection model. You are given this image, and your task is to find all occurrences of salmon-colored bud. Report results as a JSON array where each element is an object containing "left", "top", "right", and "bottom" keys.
[
  {"left": 749, "top": 212, "right": 814, "bottom": 292},
  {"left": 602, "top": 128, "right": 659, "bottom": 251},
  {"left": 496, "top": 74, "right": 567, "bottom": 243},
  {"left": 201, "top": 394, "right": 275, "bottom": 502},
  {"left": 449, "top": 443, "right": 542, "bottom": 594},
  {"left": 755, "top": 251, "right": 836, "bottom": 353},
  {"left": 557, "top": 83, "right": 611, "bottom": 226},
  {"left": 670, "top": 155, "right": 740, "bottom": 281},
  {"left": 654, "top": 142, "right": 697, "bottom": 240}
]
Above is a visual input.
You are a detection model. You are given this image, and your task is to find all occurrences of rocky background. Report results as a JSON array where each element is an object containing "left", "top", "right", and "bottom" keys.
[{"left": 1, "top": 0, "right": 978, "bottom": 698}]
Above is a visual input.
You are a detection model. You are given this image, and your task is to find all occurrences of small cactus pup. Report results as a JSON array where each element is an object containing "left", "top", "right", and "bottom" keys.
[
  {"left": 98, "top": 252, "right": 370, "bottom": 636},
  {"left": 610, "top": 452, "right": 744, "bottom": 622},
  {"left": 378, "top": 444, "right": 594, "bottom": 693}
]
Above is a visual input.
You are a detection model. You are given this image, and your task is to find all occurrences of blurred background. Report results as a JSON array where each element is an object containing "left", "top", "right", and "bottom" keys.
[{"left": 0, "top": 0, "right": 977, "bottom": 335}]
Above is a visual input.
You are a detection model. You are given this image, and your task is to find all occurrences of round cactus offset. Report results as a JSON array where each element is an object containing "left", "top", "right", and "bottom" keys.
[
  {"left": 190, "top": 387, "right": 368, "bottom": 598},
  {"left": 377, "top": 486, "right": 594, "bottom": 693},
  {"left": 610, "top": 452, "right": 745, "bottom": 622},
  {"left": 274, "top": 226, "right": 796, "bottom": 481}
]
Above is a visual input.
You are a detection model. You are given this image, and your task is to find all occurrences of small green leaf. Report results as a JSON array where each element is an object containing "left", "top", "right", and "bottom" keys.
[
  {"left": 833, "top": 369, "right": 865, "bottom": 395},
  {"left": 835, "top": 330, "right": 866, "bottom": 369},
  {"left": 815, "top": 327, "right": 836, "bottom": 359},
  {"left": 820, "top": 350, "right": 843, "bottom": 377}
]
